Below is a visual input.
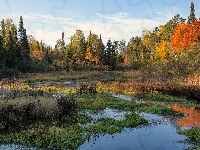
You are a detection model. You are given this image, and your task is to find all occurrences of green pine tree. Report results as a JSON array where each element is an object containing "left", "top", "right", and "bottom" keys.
[
  {"left": 103, "top": 39, "right": 117, "bottom": 70},
  {"left": 187, "top": 2, "right": 197, "bottom": 24},
  {"left": 18, "top": 16, "right": 31, "bottom": 72},
  {"left": 0, "top": 35, "right": 5, "bottom": 69}
]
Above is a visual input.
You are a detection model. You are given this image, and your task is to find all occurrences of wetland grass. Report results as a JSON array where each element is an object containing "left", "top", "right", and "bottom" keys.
[
  {"left": 179, "top": 127, "right": 200, "bottom": 149},
  {"left": 145, "top": 93, "right": 199, "bottom": 106},
  {"left": 0, "top": 90, "right": 184, "bottom": 149}
]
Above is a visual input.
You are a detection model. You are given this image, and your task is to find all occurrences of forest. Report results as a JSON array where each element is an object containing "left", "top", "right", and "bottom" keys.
[{"left": 0, "top": 2, "right": 200, "bottom": 79}]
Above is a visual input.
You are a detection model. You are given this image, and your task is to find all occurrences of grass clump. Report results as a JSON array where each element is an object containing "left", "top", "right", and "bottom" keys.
[
  {"left": 84, "top": 113, "right": 147, "bottom": 135},
  {"left": 145, "top": 93, "right": 198, "bottom": 105},
  {"left": 0, "top": 125, "right": 86, "bottom": 150},
  {"left": 179, "top": 127, "right": 200, "bottom": 150},
  {"left": 76, "top": 92, "right": 183, "bottom": 116},
  {"left": 179, "top": 127, "right": 200, "bottom": 143},
  {"left": 78, "top": 114, "right": 93, "bottom": 124}
]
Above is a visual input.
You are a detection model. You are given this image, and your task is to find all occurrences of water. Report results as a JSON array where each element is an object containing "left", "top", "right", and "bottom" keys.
[
  {"left": 1, "top": 92, "right": 198, "bottom": 150},
  {"left": 78, "top": 112, "right": 194, "bottom": 150},
  {"left": 78, "top": 93, "right": 198, "bottom": 150}
]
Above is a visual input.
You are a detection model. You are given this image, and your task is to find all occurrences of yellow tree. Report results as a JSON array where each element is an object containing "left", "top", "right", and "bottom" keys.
[
  {"left": 85, "top": 31, "right": 101, "bottom": 64},
  {"left": 155, "top": 40, "right": 170, "bottom": 61}
]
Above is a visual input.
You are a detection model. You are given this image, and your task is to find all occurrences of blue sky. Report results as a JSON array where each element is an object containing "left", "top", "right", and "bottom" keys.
[{"left": 0, "top": 0, "right": 199, "bottom": 46}]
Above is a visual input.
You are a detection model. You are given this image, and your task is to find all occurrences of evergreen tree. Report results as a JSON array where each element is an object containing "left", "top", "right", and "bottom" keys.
[
  {"left": 6, "top": 24, "right": 19, "bottom": 69},
  {"left": 0, "top": 35, "right": 5, "bottom": 69},
  {"left": 102, "top": 39, "right": 117, "bottom": 70},
  {"left": 18, "top": 16, "right": 31, "bottom": 72},
  {"left": 187, "top": 2, "right": 197, "bottom": 24},
  {"left": 0, "top": 20, "right": 6, "bottom": 68},
  {"left": 98, "top": 34, "right": 105, "bottom": 64}
]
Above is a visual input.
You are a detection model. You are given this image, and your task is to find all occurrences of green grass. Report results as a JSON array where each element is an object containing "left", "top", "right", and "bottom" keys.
[
  {"left": 179, "top": 127, "right": 200, "bottom": 143},
  {"left": 84, "top": 113, "right": 147, "bottom": 135},
  {"left": 179, "top": 127, "right": 200, "bottom": 150},
  {"left": 0, "top": 125, "right": 86, "bottom": 150},
  {"left": 76, "top": 92, "right": 183, "bottom": 116},
  {"left": 145, "top": 93, "right": 198, "bottom": 106}
]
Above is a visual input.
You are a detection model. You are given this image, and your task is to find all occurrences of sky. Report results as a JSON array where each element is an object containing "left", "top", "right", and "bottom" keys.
[{"left": 0, "top": 0, "right": 200, "bottom": 47}]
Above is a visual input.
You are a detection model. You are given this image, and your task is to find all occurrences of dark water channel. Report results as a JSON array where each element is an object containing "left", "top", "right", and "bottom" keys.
[{"left": 1, "top": 80, "right": 200, "bottom": 150}]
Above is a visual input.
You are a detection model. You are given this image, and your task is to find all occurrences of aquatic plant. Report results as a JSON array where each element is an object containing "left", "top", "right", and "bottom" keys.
[{"left": 179, "top": 127, "right": 200, "bottom": 144}]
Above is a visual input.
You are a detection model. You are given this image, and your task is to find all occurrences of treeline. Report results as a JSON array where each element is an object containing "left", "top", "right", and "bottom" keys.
[
  {"left": 126, "top": 2, "right": 200, "bottom": 77},
  {"left": 0, "top": 2, "right": 200, "bottom": 78},
  {"left": 0, "top": 16, "right": 124, "bottom": 78}
]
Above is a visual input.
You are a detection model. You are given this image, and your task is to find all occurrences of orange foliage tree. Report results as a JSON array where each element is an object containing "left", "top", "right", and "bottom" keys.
[
  {"left": 171, "top": 20, "right": 200, "bottom": 53},
  {"left": 171, "top": 22, "right": 187, "bottom": 53}
]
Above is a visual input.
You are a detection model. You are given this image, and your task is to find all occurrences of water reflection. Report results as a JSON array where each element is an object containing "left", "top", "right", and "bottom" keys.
[
  {"left": 112, "top": 93, "right": 200, "bottom": 129},
  {"left": 172, "top": 104, "right": 200, "bottom": 128},
  {"left": 78, "top": 112, "right": 194, "bottom": 150}
]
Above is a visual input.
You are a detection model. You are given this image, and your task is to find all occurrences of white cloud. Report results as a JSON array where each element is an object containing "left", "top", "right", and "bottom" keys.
[{"left": 8, "top": 10, "right": 178, "bottom": 47}]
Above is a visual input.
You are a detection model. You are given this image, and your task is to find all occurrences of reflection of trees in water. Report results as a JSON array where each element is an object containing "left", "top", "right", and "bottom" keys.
[{"left": 172, "top": 104, "right": 200, "bottom": 128}]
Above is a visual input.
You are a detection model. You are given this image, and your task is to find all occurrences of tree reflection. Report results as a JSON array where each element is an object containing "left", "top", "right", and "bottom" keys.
[{"left": 172, "top": 104, "right": 200, "bottom": 128}]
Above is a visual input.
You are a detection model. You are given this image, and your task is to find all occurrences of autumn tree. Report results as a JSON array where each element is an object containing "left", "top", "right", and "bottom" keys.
[
  {"left": 127, "top": 36, "right": 142, "bottom": 63},
  {"left": 85, "top": 31, "right": 102, "bottom": 64},
  {"left": 172, "top": 20, "right": 200, "bottom": 53}
]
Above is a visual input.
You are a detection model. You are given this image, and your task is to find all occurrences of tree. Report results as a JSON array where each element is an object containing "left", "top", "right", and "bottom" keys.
[
  {"left": 117, "top": 40, "right": 127, "bottom": 65},
  {"left": 6, "top": 25, "right": 19, "bottom": 68},
  {"left": 0, "top": 35, "right": 5, "bottom": 69},
  {"left": 171, "top": 22, "right": 187, "bottom": 53},
  {"left": 141, "top": 29, "right": 160, "bottom": 61},
  {"left": 127, "top": 36, "right": 143, "bottom": 63},
  {"left": 53, "top": 32, "right": 66, "bottom": 70},
  {"left": 67, "top": 30, "right": 86, "bottom": 63},
  {"left": 187, "top": 2, "right": 197, "bottom": 24},
  {"left": 155, "top": 40, "right": 170, "bottom": 61},
  {"left": 171, "top": 20, "right": 200, "bottom": 53},
  {"left": 2, "top": 19, "right": 20, "bottom": 70},
  {"left": 85, "top": 31, "right": 102, "bottom": 64},
  {"left": 18, "top": 16, "right": 31, "bottom": 72},
  {"left": 102, "top": 39, "right": 117, "bottom": 70},
  {"left": 0, "top": 19, "right": 6, "bottom": 68}
]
